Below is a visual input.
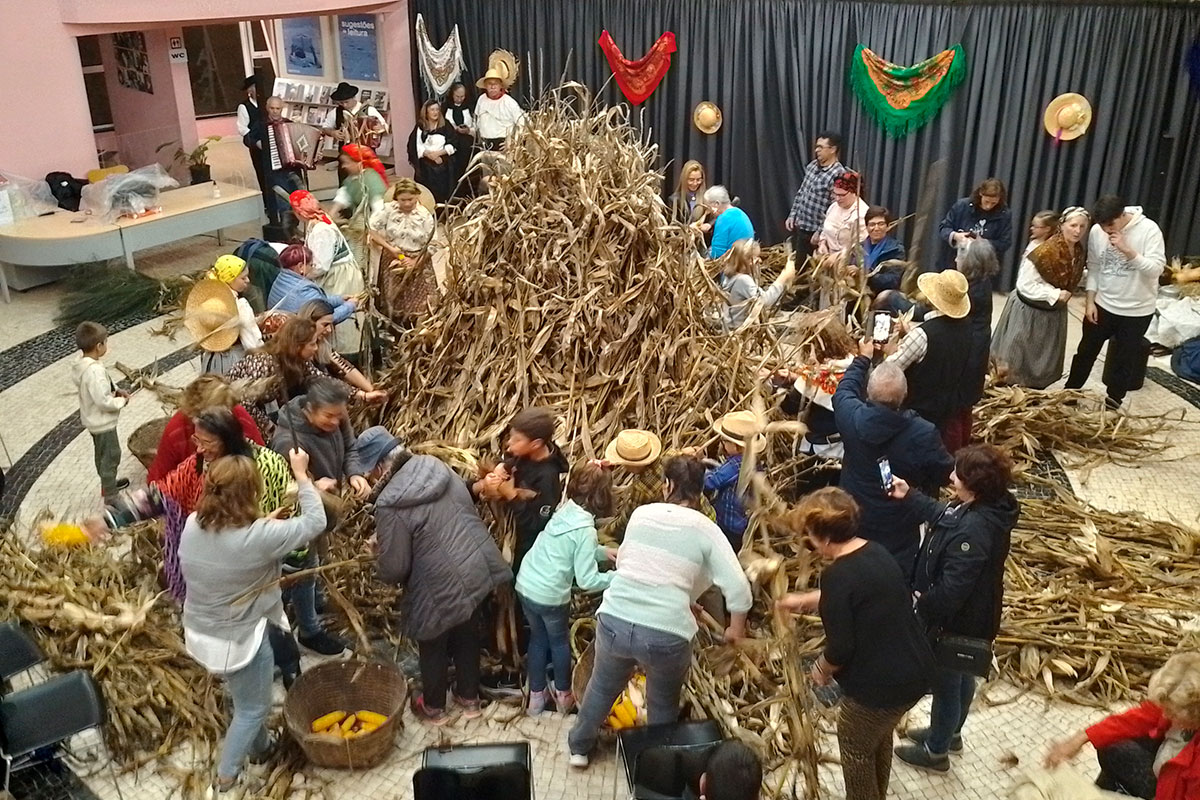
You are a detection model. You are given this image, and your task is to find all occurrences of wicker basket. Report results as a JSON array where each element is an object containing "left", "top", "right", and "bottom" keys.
[
  {"left": 571, "top": 641, "right": 595, "bottom": 702},
  {"left": 283, "top": 659, "right": 407, "bottom": 769},
  {"left": 128, "top": 417, "right": 170, "bottom": 470}
]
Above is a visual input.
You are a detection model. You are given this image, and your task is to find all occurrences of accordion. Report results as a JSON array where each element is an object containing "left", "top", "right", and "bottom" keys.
[{"left": 267, "top": 120, "right": 322, "bottom": 170}]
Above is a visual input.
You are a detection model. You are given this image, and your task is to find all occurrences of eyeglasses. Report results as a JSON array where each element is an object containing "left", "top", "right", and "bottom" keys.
[{"left": 832, "top": 190, "right": 850, "bottom": 199}]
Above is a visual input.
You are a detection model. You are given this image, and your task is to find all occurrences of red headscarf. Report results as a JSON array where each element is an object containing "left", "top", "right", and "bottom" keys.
[
  {"left": 288, "top": 190, "right": 332, "bottom": 225},
  {"left": 341, "top": 144, "right": 388, "bottom": 184},
  {"left": 833, "top": 172, "right": 861, "bottom": 196}
]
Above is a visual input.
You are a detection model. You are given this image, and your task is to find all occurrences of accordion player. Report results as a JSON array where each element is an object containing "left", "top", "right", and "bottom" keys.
[{"left": 267, "top": 120, "right": 323, "bottom": 171}]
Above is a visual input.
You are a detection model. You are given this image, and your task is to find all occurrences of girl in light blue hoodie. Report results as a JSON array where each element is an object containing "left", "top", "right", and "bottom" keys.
[{"left": 515, "top": 462, "right": 616, "bottom": 716}]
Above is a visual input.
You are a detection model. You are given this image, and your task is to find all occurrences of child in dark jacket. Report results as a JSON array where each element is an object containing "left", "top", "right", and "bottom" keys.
[{"left": 473, "top": 407, "right": 569, "bottom": 571}]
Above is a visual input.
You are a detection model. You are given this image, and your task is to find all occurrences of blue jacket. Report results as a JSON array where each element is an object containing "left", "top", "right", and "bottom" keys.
[
  {"left": 710, "top": 207, "right": 755, "bottom": 259},
  {"left": 937, "top": 197, "right": 1013, "bottom": 267},
  {"left": 833, "top": 356, "right": 954, "bottom": 575},
  {"left": 267, "top": 269, "right": 356, "bottom": 323},
  {"left": 514, "top": 500, "right": 612, "bottom": 607},
  {"left": 863, "top": 236, "right": 907, "bottom": 292}
]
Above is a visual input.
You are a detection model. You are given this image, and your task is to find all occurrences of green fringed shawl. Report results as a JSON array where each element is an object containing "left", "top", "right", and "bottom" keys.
[{"left": 850, "top": 44, "right": 967, "bottom": 137}]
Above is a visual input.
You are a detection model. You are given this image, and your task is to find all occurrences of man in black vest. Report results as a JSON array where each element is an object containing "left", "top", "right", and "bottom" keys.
[
  {"left": 834, "top": 340, "right": 954, "bottom": 578},
  {"left": 235, "top": 76, "right": 268, "bottom": 216},
  {"left": 886, "top": 270, "right": 974, "bottom": 446},
  {"left": 243, "top": 96, "right": 306, "bottom": 238},
  {"left": 321, "top": 82, "right": 388, "bottom": 184}
]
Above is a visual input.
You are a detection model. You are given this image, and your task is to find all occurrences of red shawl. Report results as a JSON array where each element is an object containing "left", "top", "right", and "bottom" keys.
[{"left": 598, "top": 30, "right": 677, "bottom": 105}]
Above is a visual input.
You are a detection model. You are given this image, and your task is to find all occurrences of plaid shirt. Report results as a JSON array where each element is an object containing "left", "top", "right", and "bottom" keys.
[
  {"left": 886, "top": 310, "right": 945, "bottom": 370},
  {"left": 704, "top": 455, "right": 754, "bottom": 548},
  {"left": 788, "top": 159, "right": 848, "bottom": 232},
  {"left": 599, "top": 459, "right": 715, "bottom": 544}
]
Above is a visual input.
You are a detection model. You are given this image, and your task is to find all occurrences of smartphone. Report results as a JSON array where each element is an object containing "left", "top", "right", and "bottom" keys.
[
  {"left": 872, "top": 312, "right": 892, "bottom": 343},
  {"left": 878, "top": 457, "right": 894, "bottom": 492}
]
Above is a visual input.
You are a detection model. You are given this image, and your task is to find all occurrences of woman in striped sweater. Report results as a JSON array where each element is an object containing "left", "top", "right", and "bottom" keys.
[{"left": 567, "top": 456, "right": 753, "bottom": 768}]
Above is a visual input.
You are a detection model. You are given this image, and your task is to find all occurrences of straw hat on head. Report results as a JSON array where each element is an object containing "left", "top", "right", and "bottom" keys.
[
  {"left": 604, "top": 429, "right": 663, "bottom": 467},
  {"left": 476, "top": 49, "right": 519, "bottom": 89},
  {"left": 184, "top": 279, "right": 239, "bottom": 352},
  {"left": 713, "top": 411, "right": 767, "bottom": 452},
  {"left": 916, "top": 269, "right": 971, "bottom": 319},
  {"left": 1044, "top": 93, "right": 1092, "bottom": 141},
  {"left": 693, "top": 101, "right": 722, "bottom": 134}
]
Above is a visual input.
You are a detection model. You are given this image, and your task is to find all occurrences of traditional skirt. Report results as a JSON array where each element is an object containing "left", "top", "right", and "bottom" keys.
[
  {"left": 314, "top": 255, "right": 366, "bottom": 354},
  {"left": 199, "top": 344, "right": 246, "bottom": 377},
  {"left": 379, "top": 250, "right": 436, "bottom": 322},
  {"left": 991, "top": 293, "right": 1067, "bottom": 389}
]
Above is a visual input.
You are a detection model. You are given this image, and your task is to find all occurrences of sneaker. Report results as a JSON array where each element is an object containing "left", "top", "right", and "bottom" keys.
[
  {"left": 554, "top": 690, "right": 576, "bottom": 714},
  {"left": 895, "top": 742, "right": 951, "bottom": 773},
  {"left": 297, "top": 630, "right": 349, "bottom": 656},
  {"left": 905, "top": 727, "right": 963, "bottom": 754},
  {"left": 527, "top": 689, "right": 549, "bottom": 717},
  {"left": 568, "top": 753, "right": 589, "bottom": 769},
  {"left": 454, "top": 694, "right": 483, "bottom": 719},
  {"left": 249, "top": 733, "right": 278, "bottom": 764},
  {"left": 412, "top": 694, "right": 449, "bottom": 725}
]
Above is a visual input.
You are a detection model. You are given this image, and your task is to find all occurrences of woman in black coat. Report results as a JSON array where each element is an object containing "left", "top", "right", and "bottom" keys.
[
  {"left": 407, "top": 99, "right": 458, "bottom": 206},
  {"left": 888, "top": 444, "right": 1019, "bottom": 773}
]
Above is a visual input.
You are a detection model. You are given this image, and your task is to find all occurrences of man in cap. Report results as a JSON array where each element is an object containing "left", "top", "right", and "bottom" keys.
[
  {"left": 321, "top": 82, "right": 389, "bottom": 182},
  {"left": 235, "top": 76, "right": 268, "bottom": 214}
]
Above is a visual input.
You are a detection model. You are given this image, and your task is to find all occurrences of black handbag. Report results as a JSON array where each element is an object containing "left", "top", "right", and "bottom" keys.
[{"left": 934, "top": 634, "right": 993, "bottom": 679}]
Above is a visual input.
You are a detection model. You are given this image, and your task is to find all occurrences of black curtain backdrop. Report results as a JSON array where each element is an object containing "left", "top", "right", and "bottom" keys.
[{"left": 412, "top": 0, "right": 1200, "bottom": 288}]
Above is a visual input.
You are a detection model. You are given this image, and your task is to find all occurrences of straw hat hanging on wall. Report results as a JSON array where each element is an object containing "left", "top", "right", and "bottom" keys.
[
  {"left": 693, "top": 101, "right": 723, "bottom": 134},
  {"left": 1043, "top": 93, "right": 1092, "bottom": 141}
]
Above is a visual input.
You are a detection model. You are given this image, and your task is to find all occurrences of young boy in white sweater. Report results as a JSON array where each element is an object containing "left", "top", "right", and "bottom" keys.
[
  {"left": 72, "top": 322, "right": 128, "bottom": 498},
  {"left": 1066, "top": 195, "right": 1166, "bottom": 408}
]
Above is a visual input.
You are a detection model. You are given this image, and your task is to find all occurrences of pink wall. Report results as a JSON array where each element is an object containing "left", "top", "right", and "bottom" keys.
[
  {"left": 197, "top": 117, "right": 239, "bottom": 139},
  {"left": 380, "top": 3, "right": 415, "bottom": 177},
  {"left": 0, "top": 6, "right": 98, "bottom": 178},
  {"left": 59, "top": 1, "right": 397, "bottom": 30},
  {"left": 99, "top": 28, "right": 199, "bottom": 181}
]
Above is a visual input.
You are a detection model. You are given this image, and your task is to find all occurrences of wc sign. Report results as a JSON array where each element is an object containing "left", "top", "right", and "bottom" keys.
[{"left": 169, "top": 37, "right": 188, "bottom": 64}]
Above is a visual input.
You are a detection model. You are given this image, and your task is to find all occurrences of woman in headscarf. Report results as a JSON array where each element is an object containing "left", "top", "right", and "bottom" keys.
[
  {"left": 199, "top": 255, "right": 265, "bottom": 376},
  {"left": 991, "top": 207, "right": 1089, "bottom": 389},
  {"left": 408, "top": 99, "right": 457, "bottom": 206},
  {"left": 289, "top": 190, "right": 364, "bottom": 355},
  {"left": 369, "top": 178, "right": 437, "bottom": 323},
  {"left": 332, "top": 144, "right": 388, "bottom": 275}
]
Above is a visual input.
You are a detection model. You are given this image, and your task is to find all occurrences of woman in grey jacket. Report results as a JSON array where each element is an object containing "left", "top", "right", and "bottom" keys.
[
  {"left": 179, "top": 447, "right": 324, "bottom": 792},
  {"left": 373, "top": 450, "right": 511, "bottom": 724},
  {"left": 717, "top": 240, "right": 797, "bottom": 330}
]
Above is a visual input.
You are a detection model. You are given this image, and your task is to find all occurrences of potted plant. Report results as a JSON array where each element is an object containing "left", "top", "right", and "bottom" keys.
[{"left": 156, "top": 135, "right": 223, "bottom": 185}]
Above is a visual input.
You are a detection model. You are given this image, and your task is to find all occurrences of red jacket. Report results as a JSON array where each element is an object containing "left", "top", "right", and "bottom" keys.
[
  {"left": 145, "top": 407, "right": 264, "bottom": 482},
  {"left": 1086, "top": 701, "right": 1199, "bottom": 800}
]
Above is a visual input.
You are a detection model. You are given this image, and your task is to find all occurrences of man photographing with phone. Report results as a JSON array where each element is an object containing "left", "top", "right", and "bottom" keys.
[{"left": 831, "top": 337, "right": 954, "bottom": 578}]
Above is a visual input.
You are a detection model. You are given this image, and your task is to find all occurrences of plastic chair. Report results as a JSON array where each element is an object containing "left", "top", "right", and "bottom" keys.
[
  {"left": 86, "top": 165, "right": 129, "bottom": 184},
  {"left": 617, "top": 720, "right": 723, "bottom": 800},
  {"left": 0, "top": 623, "right": 43, "bottom": 683},
  {"left": 413, "top": 742, "right": 532, "bottom": 800},
  {"left": 1, "top": 671, "right": 106, "bottom": 794}
]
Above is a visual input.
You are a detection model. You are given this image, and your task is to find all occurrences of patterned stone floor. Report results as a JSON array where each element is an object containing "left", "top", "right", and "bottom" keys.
[{"left": 2, "top": 199, "right": 1198, "bottom": 799}]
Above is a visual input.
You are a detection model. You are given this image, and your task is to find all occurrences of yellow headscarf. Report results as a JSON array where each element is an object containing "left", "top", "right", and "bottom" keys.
[{"left": 209, "top": 255, "right": 247, "bottom": 284}]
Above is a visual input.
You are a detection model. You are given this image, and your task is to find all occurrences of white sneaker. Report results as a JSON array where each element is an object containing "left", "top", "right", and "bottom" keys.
[
  {"left": 527, "top": 689, "right": 548, "bottom": 717},
  {"left": 568, "top": 753, "right": 589, "bottom": 769}
]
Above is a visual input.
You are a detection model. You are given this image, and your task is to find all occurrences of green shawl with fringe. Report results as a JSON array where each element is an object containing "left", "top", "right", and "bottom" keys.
[{"left": 850, "top": 44, "right": 967, "bottom": 137}]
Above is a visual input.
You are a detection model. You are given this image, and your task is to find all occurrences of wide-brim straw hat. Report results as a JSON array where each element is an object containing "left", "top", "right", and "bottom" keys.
[
  {"left": 713, "top": 411, "right": 767, "bottom": 452},
  {"left": 1044, "top": 93, "right": 1092, "bottom": 141},
  {"left": 604, "top": 429, "right": 664, "bottom": 467},
  {"left": 693, "top": 101, "right": 722, "bottom": 134},
  {"left": 917, "top": 269, "right": 971, "bottom": 319},
  {"left": 184, "top": 279, "right": 239, "bottom": 352},
  {"left": 476, "top": 50, "right": 518, "bottom": 89}
]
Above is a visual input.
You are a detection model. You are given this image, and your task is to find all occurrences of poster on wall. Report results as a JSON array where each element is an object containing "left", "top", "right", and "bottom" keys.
[
  {"left": 338, "top": 15, "right": 380, "bottom": 82},
  {"left": 114, "top": 31, "right": 154, "bottom": 94},
  {"left": 282, "top": 17, "right": 324, "bottom": 76}
]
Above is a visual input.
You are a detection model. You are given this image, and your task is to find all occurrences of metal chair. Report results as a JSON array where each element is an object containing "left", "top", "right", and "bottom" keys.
[
  {"left": 0, "top": 623, "right": 42, "bottom": 684},
  {"left": 413, "top": 742, "right": 532, "bottom": 800},
  {"left": 617, "top": 720, "right": 723, "bottom": 800}
]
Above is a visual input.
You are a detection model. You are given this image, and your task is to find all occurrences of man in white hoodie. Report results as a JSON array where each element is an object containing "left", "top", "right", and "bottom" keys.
[
  {"left": 72, "top": 322, "right": 129, "bottom": 498},
  {"left": 1066, "top": 195, "right": 1166, "bottom": 408}
]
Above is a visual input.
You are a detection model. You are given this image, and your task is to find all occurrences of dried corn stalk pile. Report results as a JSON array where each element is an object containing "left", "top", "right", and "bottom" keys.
[
  {"left": 373, "top": 95, "right": 778, "bottom": 454},
  {"left": 994, "top": 490, "right": 1200, "bottom": 705},
  {"left": 974, "top": 383, "right": 1174, "bottom": 479},
  {"left": 0, "top": 524, "right": 223, "bottom": 764}
]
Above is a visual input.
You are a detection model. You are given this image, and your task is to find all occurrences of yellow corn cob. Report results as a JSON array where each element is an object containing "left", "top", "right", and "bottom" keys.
[
  {"left": 611, "top": 697, "right": 636, "bottom": 727},
  {"left": 348, "top": 722, "right": 379, "bottom": 738},
  {"left": 311, "top": 711, "right": 347, "bottom": 733},
  {"left": 606, "top": 712, "right": 625, "bottom": 730},
  {"left": 356, "top": 710, "right": 388, "bottom": 726},
  {"left": 339, "top": 714, "right": 358, "bottom": 734}
]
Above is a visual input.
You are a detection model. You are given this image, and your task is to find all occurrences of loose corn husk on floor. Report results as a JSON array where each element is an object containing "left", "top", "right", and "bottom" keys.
[{"left": 0, "top": 522, "right": 223, "bottom": 764}]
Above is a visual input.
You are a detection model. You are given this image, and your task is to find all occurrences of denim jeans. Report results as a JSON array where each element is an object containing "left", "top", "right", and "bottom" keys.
[
  {"left": 519, "top": 595, "right": 571, "bottom": 693},
  {"left": 926, "top": 667, "right": 977, "bottom": 755},
  {"left": 283, "top": 549, "right": 321, "bottom": 637},
  {"left": 568, "top": 614, "right": 692, "bottom": 755},
  {"left": 218, "top": 633, "right": 273, "bottom": 780}
]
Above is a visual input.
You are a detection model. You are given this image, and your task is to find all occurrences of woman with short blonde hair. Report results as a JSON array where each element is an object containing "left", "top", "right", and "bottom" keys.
[
  {"left": 147, "top": 375, "right": 264, "bottom": 482},
  {"left": 179, "top": 447, "right": 324, "bottom": 793},
  {"left": 1046, "top": 652, "right": 1200, "bottom": 799},
  {"left": 717, "top": 240, "right": 797, "bottom": 330}
]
